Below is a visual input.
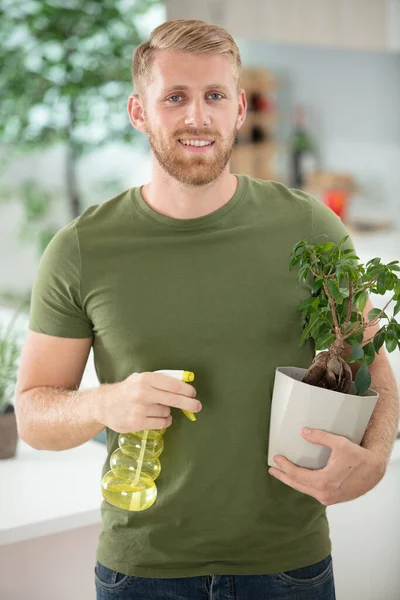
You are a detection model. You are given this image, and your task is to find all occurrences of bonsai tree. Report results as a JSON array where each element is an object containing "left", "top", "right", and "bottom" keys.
[{"left": 289, "top": 235, "right": 400, "bottom": 396}]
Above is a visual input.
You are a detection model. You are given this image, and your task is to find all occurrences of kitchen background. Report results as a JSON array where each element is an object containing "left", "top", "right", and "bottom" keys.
[{"left": 0, "top": 1, "right": 399, "bottom": 599}]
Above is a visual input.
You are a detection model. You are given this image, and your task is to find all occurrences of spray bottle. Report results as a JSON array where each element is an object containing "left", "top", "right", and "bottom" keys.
[{"left": 101, "top": 369, "right": 195, "bottom": 511}]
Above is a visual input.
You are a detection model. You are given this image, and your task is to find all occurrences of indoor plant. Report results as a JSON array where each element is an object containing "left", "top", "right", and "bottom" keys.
[
  {"left": 268, "top": 234, "right": 400, "bottom": 470},
  {"left": 0, "top": 311, "right": 21, "bottom": 459}
]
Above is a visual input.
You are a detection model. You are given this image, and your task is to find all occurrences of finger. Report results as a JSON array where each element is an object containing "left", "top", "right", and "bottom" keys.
[
  {"left": 147, "top": 404, "right": 171, "bottom": 418},
  {"left": 269, "top": 467, "right": 320, "bottom": 501},
  {"left": 144, "top": 388, "right": 201, "bottom": 414},
  {"left": 301, "top": 427, "right": 348, "bottom": 450},
  {"left": 273, "top": 455, "right": 322, "bottom": 486},
  {"left": 143, "top": 416, "right": 173, "bottom": 430},
  {"left": 144, "top": 372, "right": 197, "bottom": 398}
]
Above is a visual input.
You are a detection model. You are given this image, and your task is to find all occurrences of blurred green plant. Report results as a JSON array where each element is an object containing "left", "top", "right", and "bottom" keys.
[
  {"left": 17, "top": 181, "right": 59, "bottom": 254},
  {"left": 0, "top": 309, "right": 23, "bottom": 413},
  {"left": 0, "top": 176, "right": 126, "bottom": 256},
  {"left": 0, "top": 0, "right": 160, "bottom": 218}
]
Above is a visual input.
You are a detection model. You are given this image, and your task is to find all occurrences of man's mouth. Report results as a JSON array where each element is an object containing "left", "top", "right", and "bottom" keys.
[{"left": 178, "top": 139, "right": 215, "bottom": 147}]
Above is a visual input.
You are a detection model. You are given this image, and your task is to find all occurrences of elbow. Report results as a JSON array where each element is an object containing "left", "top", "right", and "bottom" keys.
[{"left": 14, "top": 391, "right": 44, "bottom": 451}]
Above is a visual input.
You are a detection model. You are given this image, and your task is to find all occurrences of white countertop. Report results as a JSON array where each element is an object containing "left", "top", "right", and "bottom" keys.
[{"left": 0, "top": 439, "right": 106, "bottom": 546}]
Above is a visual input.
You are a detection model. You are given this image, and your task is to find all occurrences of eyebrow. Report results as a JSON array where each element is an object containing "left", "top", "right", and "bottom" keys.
[{"left": 161, "top": 84, "right": 231, "bottom": 95}]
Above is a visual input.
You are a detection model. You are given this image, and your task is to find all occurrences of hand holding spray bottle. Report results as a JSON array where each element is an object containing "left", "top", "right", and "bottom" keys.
[{"left": 101, "top": 370, "right": 196, "bottom": 511}]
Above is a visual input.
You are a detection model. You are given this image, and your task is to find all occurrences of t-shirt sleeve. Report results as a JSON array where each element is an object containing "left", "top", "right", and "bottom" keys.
[{"left": 29, "top": 219, "right": 93, "bottom": 338}]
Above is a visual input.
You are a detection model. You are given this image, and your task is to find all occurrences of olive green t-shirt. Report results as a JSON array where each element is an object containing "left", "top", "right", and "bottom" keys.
[{"left": 29, "top": 174, "right": 355, "bottom": 578}]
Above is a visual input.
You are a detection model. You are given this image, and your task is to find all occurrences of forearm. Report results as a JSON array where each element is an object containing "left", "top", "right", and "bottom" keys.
[
  {"left": 360, "top": 356, "right": 400, "bottom": 469},
  {"left": 15, "top": 383, "right": 116, "bottom": 451}
]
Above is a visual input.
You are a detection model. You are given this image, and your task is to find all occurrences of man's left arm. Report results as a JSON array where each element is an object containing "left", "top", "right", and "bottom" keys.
[
  {"left": 269, "top": 298, "right": 400, "bottom": 505},
  {"left": 345, "top": 297, "right": 400, "bottom": 470}
]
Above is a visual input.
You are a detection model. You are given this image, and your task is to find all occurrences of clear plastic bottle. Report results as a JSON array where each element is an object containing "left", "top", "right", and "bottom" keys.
[{"left": 101, "top": 369, "right": 195, "bottom": 511}]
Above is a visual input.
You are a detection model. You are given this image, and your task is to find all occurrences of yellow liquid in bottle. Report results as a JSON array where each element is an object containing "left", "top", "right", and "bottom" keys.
[
  {"left": 101, "top": 370, "right": 195, "bottom": 511},
  {"left": 101, "top": 429, "right": 164, "bottom": 511},
  {"left": 102, "top": 470, "right": 157, "bottom": 511}
]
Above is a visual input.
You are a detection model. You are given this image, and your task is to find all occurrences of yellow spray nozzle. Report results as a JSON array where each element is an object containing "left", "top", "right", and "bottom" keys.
[
  {"left": 182, "top": 370, "right": 195, "bottom": 383},
  {"left": 182, "top": 371, "right": 196, "bottom": 420},
  {"left": 182, "top": 409, "right": 197, "bottom": 422},
  {"left": 154, "top": 370, "right": 196, "bottom": 421}
]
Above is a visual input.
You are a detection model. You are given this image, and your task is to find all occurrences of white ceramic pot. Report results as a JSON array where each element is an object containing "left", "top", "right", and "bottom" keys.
[{"left": 268, "top": 366, "right": 379, "bottom": 470}]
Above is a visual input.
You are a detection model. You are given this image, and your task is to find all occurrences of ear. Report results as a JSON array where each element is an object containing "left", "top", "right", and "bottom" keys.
[
  {"left": 127, "top": 94, "right": 147, "bottom": 134},
  {"left": 236, "top": 88, "right": 247, "bottom": 131}
]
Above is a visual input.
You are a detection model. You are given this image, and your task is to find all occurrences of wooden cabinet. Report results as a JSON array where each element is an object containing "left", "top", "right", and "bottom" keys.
[{"left": 230, "top": 68, "right": 280, "bottom": 180}]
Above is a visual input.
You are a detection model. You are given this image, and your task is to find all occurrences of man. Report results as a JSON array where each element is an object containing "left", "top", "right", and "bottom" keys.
[{"left": 16, "top": 19, "right": 399, "bottom": 600}]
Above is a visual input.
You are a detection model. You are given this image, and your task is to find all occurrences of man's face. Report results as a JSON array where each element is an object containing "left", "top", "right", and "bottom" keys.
[{"left": 139, "top": 51, "right": 246, "bottom": 187}]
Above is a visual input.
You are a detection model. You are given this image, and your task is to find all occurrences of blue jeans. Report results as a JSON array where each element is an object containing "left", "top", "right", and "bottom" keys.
[{"left": 95, "top": 554, "right": 335, "bottom": 599}]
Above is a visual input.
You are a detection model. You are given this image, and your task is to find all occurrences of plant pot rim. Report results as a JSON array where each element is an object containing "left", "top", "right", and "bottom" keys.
[{"left": 275, "top": 365, "right": 378, "bottom": 399}]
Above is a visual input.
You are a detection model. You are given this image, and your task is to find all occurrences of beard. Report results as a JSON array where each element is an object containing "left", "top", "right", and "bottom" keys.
[{"left": 145, "top": 121, "right": 238, "bottom": 187}]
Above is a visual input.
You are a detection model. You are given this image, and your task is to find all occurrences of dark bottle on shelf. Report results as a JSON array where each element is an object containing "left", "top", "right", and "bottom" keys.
[{"left": 290, "top": 105, "right": 317, "bottom": 189}]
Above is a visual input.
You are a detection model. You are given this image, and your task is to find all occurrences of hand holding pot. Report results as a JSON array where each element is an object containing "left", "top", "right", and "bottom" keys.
[{"left": 268, "top": 427, "right": 386, "bottom": 506}]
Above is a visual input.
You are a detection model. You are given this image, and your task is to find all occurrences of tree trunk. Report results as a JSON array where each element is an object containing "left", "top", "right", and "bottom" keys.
[
  {"left": 66, "top": 142, "right": 81, "bottom": 219},
  {"left": 302, "top": 336, "right": 353, "bottom": 394},
  {"left": 66, "top": 98, "right": 81, "bottom": 219}
]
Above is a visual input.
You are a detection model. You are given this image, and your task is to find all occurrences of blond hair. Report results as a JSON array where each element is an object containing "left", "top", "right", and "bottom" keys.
[{"left": 132, "top": 19, "right": 242, "bottom": 99}]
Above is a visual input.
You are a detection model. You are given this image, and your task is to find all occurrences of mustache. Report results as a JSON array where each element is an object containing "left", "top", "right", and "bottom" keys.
[{"left": 174, "top": 130, "right": 219, "bottom": 139}]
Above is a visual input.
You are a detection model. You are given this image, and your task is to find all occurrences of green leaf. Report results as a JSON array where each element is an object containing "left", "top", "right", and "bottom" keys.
[
  {"left": 311, "top": 279, "right": 324, "bottom": 295},
  {"left": 289, "top": 255, "right": 301, "bottom": 270},
  {"left": 354, "top": 362, "right": 371, "bottom": 395},
  {"left": 299, "top": 313, "right": 319, "bottom": 345},
  {"left": 385, "top": 337, "right": 397, "bottom": 353},
  {"left": 346, "top": 331, "right": 364, "bottom": 345},
  {"left": 393, "top": 299, "right": 400, "bottom": 317},
  {"left": 314, "top": 332, "right": 336, "bottom": 351},
  {"left": 320, "top": 242, "right": 335, "bottom": 252},
  {"left": 366, "top": 257, "right": 381, "bottom": 266},
  {"left": 348, "top": 343, "right": 364, "bottom": 362},
  {"left": 368, "top": 308, "right": 387, "bottom": 321},
  {"left": 298, "top": 298, "right": 316, "bottom": 313},
  {"left": 385, "top": 328, "right": 398, "bottom": 353},
  {"left": 376, "top": 272, "right": 388, "bottom": 293},
  {"left": 326, "top": 280, "right": 345, "bottom": 304},
  {"left": 373, "top": 327, "right": 386, "bottom": 352},
  {"left": 298, "top": 264, "right": 310, "bottom": 282},
  {"left": 355, "top": 291, "right": 368, "bottom": 313},
  {"left": 386, "top": 261, "right": 400, "bottom": 272},
  {"left": 362, "top": 342, "right": 376, "bottom": 366}
]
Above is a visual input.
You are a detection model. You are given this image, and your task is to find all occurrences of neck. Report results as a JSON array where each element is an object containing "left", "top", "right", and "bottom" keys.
[{"left": 141, "top": 161, "right": 238, "bottom": 219}]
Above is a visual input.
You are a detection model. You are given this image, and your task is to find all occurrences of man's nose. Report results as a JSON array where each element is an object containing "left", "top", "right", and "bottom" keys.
[{"left": 184, "top": 99, "right": 211, "bottom": 127}]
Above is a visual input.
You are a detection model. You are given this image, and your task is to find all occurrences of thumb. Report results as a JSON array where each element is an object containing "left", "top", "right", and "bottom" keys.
[{"left": 301, "top": 427, "right": 341, "bottom": 448}]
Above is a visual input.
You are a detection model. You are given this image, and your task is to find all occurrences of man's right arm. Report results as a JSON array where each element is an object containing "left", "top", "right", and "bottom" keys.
[
  {"left": 15, "top": 331, "right": 107, "bottom": 450},
  {"left": 15, "top": 331, "right": 201, "bottom": 451}
]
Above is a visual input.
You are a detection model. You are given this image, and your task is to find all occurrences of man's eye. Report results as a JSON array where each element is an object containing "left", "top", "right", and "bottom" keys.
[{"left": 167, "top": 93, "right": 223, "bottom": 102}]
